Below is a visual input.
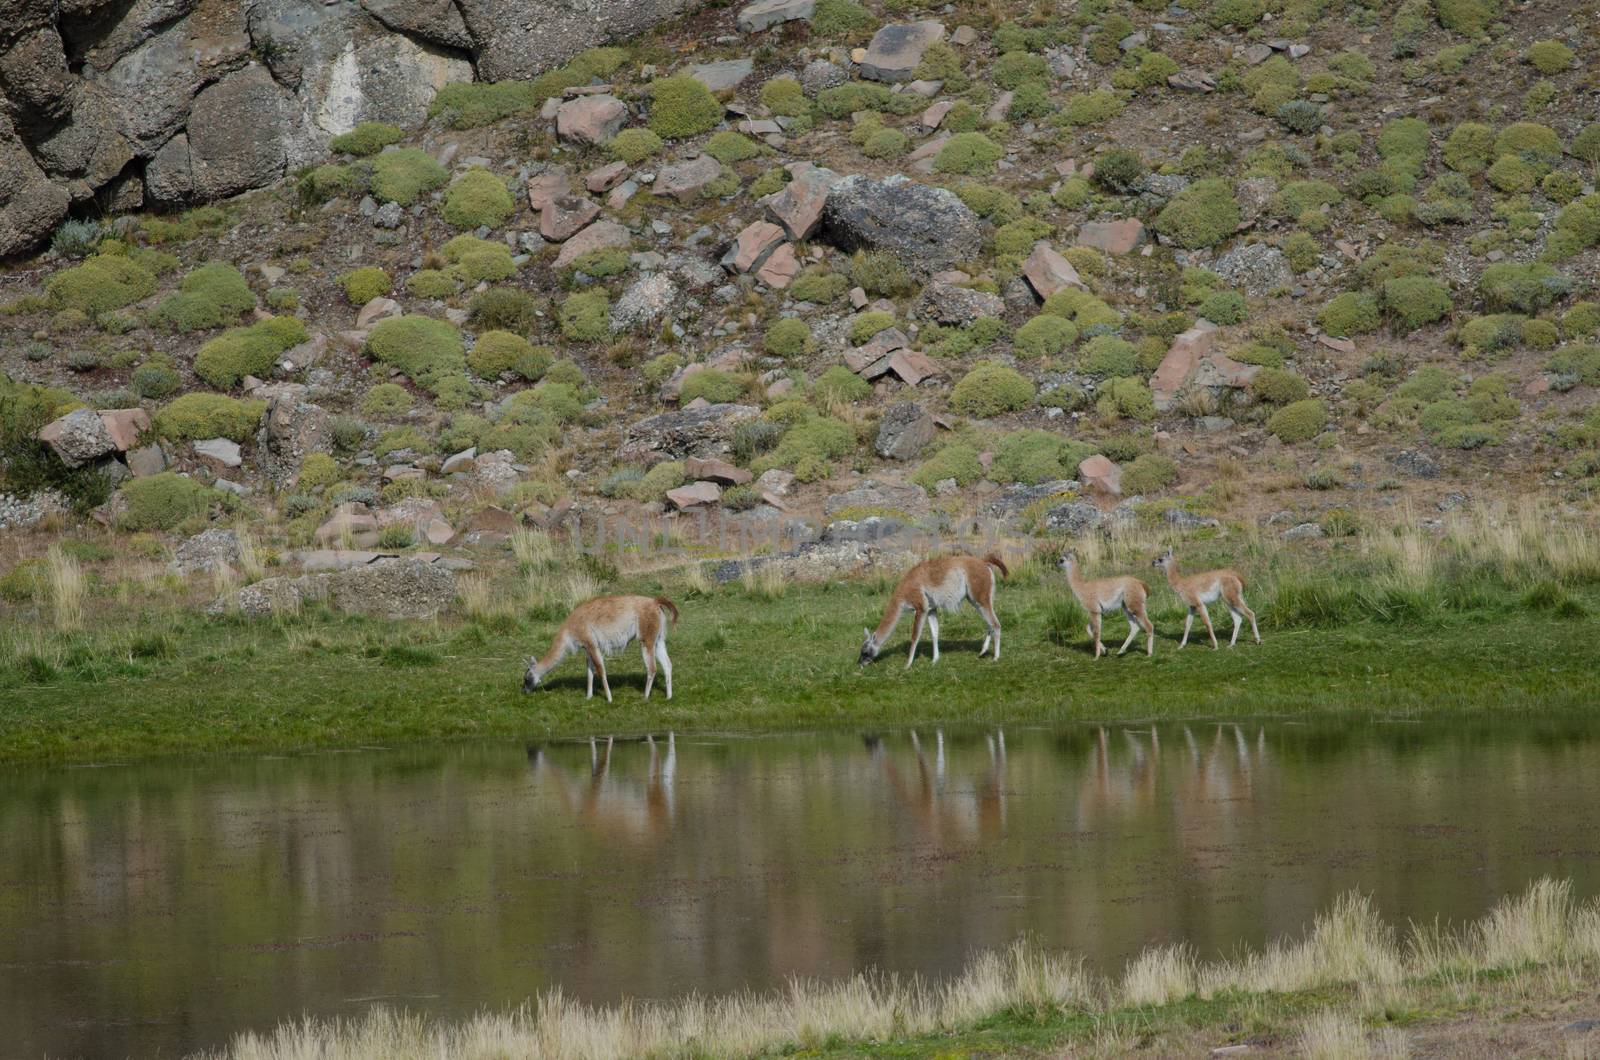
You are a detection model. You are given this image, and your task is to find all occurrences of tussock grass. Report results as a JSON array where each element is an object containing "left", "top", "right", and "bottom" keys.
[
  {"left": 45, "top": 545, "right": 84, "bottom": 631},
  {"left": 201, "top": 880, "right": 1600, "bottom": 1060}
]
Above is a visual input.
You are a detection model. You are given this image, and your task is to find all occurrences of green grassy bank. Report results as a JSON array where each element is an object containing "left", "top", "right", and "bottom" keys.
[{"left": 5, "top": 526, "right": 1600, "bottom": 763}]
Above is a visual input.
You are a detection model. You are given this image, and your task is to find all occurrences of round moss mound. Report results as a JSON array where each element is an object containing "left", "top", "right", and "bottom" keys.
[
  {"left": 608, "top": 128, "right": 664, "bottom": 163},
  {"left": 193, "top": 316, "right": 309, "bottom": 388},
  {"left": 933, "top": 133, "right": 1004, "bottom": 176},
  {"left": 764, "top": 318, "right": 813, "bottom": 358},
  {"left": 362, "top": 383, "right": 414, "bottom": 416},
  {"left": 558, "top": 292, "right": 611, "bottom": 342},
  {"left": 342, "top": 267, "right": 393, "bottom": 305},
  {"left": 680, "top": 368, "right": 746, "bottom": 404},
  {"left": 328, "top": 122, "right": 403, "bottom": 157},
  {"left": 371, "top": 148, "right": 449, "bottom": 205},
  {"left": 45, "top": 254, "right": 157, "bottom": 317},
  {"left": 812, "top": 365, "right": 869, "bottom": 404},
  {"left": 442, "top": 168, "right": 515, "bottom": 229},
  {"left": 154, "top": 393, "right": 266, "bottom": 442},
  {"left": 1013, "top": 315, "right": 1078, "bottom": 359},
  {"left": 468, "top": 330, "right": 551, "bottom": 380},
  {"left": 951, "top": 362, "right": 1036, "bottom": 418},
  {"left": 648, "top": 76, "right": 723, "bottom": 139},
  {"left": 117, "top": 474, "right": 220, "bottom": 531},
  {"left": 1153, "top": 179, "right": 1241, "bottom": 249},
  {"left": 366, "top": 315, "right": 467, "bottom": 388},
  {"left": 1267, "top": 398, "right": 1328, "bottom": 443}
]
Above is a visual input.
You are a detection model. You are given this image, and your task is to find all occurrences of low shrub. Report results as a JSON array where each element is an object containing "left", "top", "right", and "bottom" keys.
[
  {"left": 469, "top": 286, "right": 537, "bottom": 332},
  {"left": 934, "top": 133, "right": 1004, "bottom": 176},
  {"left": 1318, "top": 292, "right": 1381, "bottom": 337},
  {"left": 849, "top": 311, "right": 897, "bottom": 345},
  {"left": 365, "top": 315, "right": 466, "bottom": 388},
  {"left": 328, "top": 122, "right": 403, "bottom": 156},
  {"left": 154, "top": 393, "right": 264, "bottom": 442},
  {"left": 764, "top": 318, "right": 813, "bottom": 358},
  {"left": 1480, "top": 262, "right": 1570, "bottom": 313},
  {"left": 1252, "top": 367, "right": 1310, "bottom": 404},
  {"left": 362, "top": 383, "right": 413, "bottom": 416},
  {"left": 1266, "top": 398, "right": 1328, "bottom": 442},
  {"left": 987, "top": 430, "right": 1095, "bottom": 485},
  {"left": 850, "top": 251, "right": 915, "bottom": 297},
  {"left": 117, "top": 474, "right": 219, "bottom": 531},
  {"left": 791, "top": 268, "right": 848, "bottom": 304},
  {"left": 130, "top": 363, "right": 181, "bottom": 400},
  {"left": 558, "top": 291, "right": 611, "bottom": 342},
  {"left": 45, "top": 254, "right": 156, "bottom": 318},
  {"left": 680, "top": 368, "right": 745, "bottom": 404},
  {"left": 951, "top": 362, "right": 1035, "bottom": 418},
  {"left": 194, "top": 316, "right": 308, "bottom": 388},
  {"left": 1097, "top": 377, "right": 1156, "bottom": 422},
  {"left": 1081, "top": 335, "right": 1140, "bottom": 377},
  {"left": 1054, "top": 90, "right": 1125, "bottom": 127},
  {"left": 811, "top": 0, "right": 875, "bottom": 35},
  {"left": 648, "top": 76, "right": 722, "bottom": 139},
  {"left": 1013, "top": 315, "right": 1077, "bottom": 359},
  {"left": 1382, "top": 275, "right": 1452, "bottom": 330},
  {"left": 1122, "top": 453, "right": 1178, "bottom": 494},
  {"left": 1153, "top": 180, "right": 1241, "bottom": 249},
  {"left": 468, "top": 330, "right": 550, "bottom": 380},
  {"left": 1198, "top": 291, "right": 1248, "bottom": 325},
  {"left": 150, "top": 262, "right": 254, "bottom": 332},
  {"left": 442, "top": 168, "right": 514, "bottom": 229},
  {"left": 812, "top": 365, "right": 869, "bottom": 404},
  {"left": 408, "top": 269, "right": 458, "bottom": 300},
  {"left": 342, "top": 267, "right": 392, "bottom": 305},
  {"left": 371, "top": 148, "right": 448, "bottom": 205},
  {"left": 705, "top": 131, "right": 763, "bottom": 164},
  {"left": 911, "top": 443, "right": 983, "bottom": 490},
  {"left": 608, "top": 128, "right": 663, "bottom": 164}
]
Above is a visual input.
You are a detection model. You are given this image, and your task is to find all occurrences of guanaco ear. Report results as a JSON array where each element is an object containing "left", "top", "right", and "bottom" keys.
[{"left": 863, "top": 628, "right": 872, "bottom": 643}]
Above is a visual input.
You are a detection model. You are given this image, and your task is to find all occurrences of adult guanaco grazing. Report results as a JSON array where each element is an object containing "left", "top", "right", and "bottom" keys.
[
  {"left": 1058, "top": 550, "right": 1154, "bottom": 658},
  {"left": 523, "top": 595, "right": 679, "bottom": 701},
  {"left": 1153, "top": 548, "right": 1260, "bottom": 649},
  {"left": 859, "top": 553, "right": 1008, "bottom": 668}
]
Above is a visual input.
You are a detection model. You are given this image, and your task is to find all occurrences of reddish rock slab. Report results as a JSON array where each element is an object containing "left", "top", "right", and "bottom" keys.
[
  {"left": 98, "top": 408, "right": 151, "bottom": 452},
  {"left": 666, "top": 481, "right": 722, "bottom": 509},
  {"left": 553, "top": 220, "right": 631, "bottom": 269},
  {"left": 585, "top": 161, "right": 629, "bottom": 193},
  {"left": 723, "top": 220, "right": 786, "bottom": 273},
  {"left": 1077, "top": 218, "right": 1146, "bottom": 255},
  {"left": 356, "top": 296, "right": 401, "bottom": 329},
  {"left": 1151, "top": 321, "right": 1218, "bottom": 410},
  {"left": 756, "top": 242, "right": 800, "bottom": 289},
  {"left": 1078, "top": 454, "right": 1122, "bottom": 497},
  {"left": 1020, "top": 242, "right": 1086, "bottom": 299},
  {"left": 887, "top": 349, "right": 939, "bottom": 385},
  {"left": 654, "top": 154, "right": 722, "bottom": 203},
  {"left": 555, "top": 94, "right": 627, "bottom": 145},
  {"left": 762, "top": 163, "right": 840, "bottom": 240},
  {"left": 525, "top": 168, "right": 571, "bottom": 211},
  {"left": 686, "top": 457, "right": 753, "bottom": 485},
  {"left": 541, "top": 195, "right": 601, "bottom": 242},
  {"left": 921, "top": 100, "right": 954, "bottom": 129}
]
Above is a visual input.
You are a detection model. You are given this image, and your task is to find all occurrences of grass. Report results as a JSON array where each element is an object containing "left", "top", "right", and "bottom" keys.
[
  {"left": 200, "top": 879, "right": 1600, "bottom": 1059},
  {"left": 4, "top": 510, "right": 1600, "bottom": 763}
]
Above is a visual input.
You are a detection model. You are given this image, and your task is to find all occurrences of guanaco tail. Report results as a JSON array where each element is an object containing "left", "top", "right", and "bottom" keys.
[
  {"left": 1153, "top": 548, "right": 1260, "bottom": 649},
  {"left": 1058, "top": 551, "right": 1154, "bottom": 658},
  {"left": 524, "top": 595, "right": 679, "bottom": 701},
  {"left": 860, "top": 553, "right": 1008, "bottom": 668}
]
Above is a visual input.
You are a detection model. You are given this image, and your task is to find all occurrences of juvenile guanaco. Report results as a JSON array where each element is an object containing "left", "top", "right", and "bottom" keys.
[
  {"left": 523, "top": 595, "right": 679, "bottom": 701},
  {"left": 1153, "top": 549, "right": 1260, "bottom": 649},
  {"left": 1058, "top": 550, "right": 1154, "bottom": 658},
  {"left": 859, "top": 553, "right": 1008, "bottom": 668}
]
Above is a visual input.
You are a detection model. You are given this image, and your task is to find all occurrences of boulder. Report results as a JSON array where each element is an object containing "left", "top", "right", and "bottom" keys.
[
  {"left": 1078, "top": 454, "right": 1122, "bottom": 497},
  {"left": 1077, "top": 218, "right": 1146, "bottom": 255},
  {"left": 722, "top": 220, "right": 786, "bottom": 273},
  {"left": 711, "top": 540, "right": 912, "bottom": 584},
  {"left": 0, "top": 113, "right": 70, "bottom": 257},
  {"left": 801, "top": 59, "right": 849, "bottom": 96},
  {"left": 874, "top": 401, "right": 934, "bottom": 461},
  {"left": 685, "top": 457, "right": 752, "bottom": 485},
  {"left": 194, "top": 438, "right": 243, "bottom": 468},
  {"left": 541, "top": 194, "right": 601, "bottom": 241},
  {"left": 126, "top": 443, "right": 167, "bottom": 478},
  {"left": 356, "top": 297, "right": 401, "bottom": 328},
  {"left": 1150, "top": 321, "right": 1219, "bottom": 411},
  {"left": 859, "top": 21, "right": 946, "bottom": 83},
  {"left": 555, "top": 94, "right": 627, "bottom": 145},
  {"left": 737, "top": 0, "right": 815, "bottom": 32},
  {"left": 322, "top": 558, "right": 458, "bottom": 618},
  {"left": 170, "top": 528, "right": 240, "bottom": 574},
  {"left": 619, "top": 403, "right": 761, "bottom": 461},
  {"left": 525, "top": 167, "right": 571, "bottom": 210},
  {"left": 920, "top": 282, "right": 1005, "bottom": 325},
  {"left": 687, "top": 59, "right": 753, "bottom": 92},
  {"left": 1020, "top": 243, "right": 1087, "bottom": 299},
  {"left": 654, "top": 153, "right": 722, "bottom": 203},
  {"left": 755, "top": 243, "right": 800, "bottom": 289},
  {"left": 761, "top": 162, "right": 841, "bottom": 240},
  {"left": 1041, "top": 500, "right": 1103, "bottom": 535},
  {"left": 315, "top": 503, "right": 379, "bottom": 546},
  {"left": 611, "top": 272, "right": 679, "bottom": 331},
  {"left": 585, "top": 160, "right": 629, "bottom": 192},
  {"left": 824, "top": 478, "right": 929, "bottom": 516},
  {"left": 258, "top": 391, "right": 330, "bottom": 489},
  {"left": 1213, "top": 242, "right": 1292, "bottom": 296},
  {"left": 821, "top": 174, "right": 982, "bottom": 272},
  {"left": 666, "top": 480, "right": 722, "bottom": 509},
  {"left": 147, "top": 66, "right": 290, "bottom": 203},
  {"left": 552, "top": 219, "right": 631, "bottom": 269},
  {"left": 887, "top": 349, "right": 938, "bottom": 386},
  {"left": 37, "top": 408, "right": 116, "bottom": 468}
]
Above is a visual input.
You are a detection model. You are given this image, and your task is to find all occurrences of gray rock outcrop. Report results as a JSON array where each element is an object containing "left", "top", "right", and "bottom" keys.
[{"left": 821, "top": 175, "right": 983, "bottom": 272}]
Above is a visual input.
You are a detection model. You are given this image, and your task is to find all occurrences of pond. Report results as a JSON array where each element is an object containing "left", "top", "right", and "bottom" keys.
[{"left": 7, "top": 716, "right": 1600, "bottom": 1058}]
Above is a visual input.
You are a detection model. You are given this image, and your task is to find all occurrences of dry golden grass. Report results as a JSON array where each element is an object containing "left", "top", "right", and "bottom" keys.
[
  {"left": 200, "top": 880, "right": 1600, "bottom": 1060},
  {"left": 44, "top": 545, "right": 84, "bottom": 631}
]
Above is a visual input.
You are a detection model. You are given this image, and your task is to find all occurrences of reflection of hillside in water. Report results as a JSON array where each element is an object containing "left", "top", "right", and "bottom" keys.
[{"left": 8, "top": 719, "right": 1600, "bottom": 1060}]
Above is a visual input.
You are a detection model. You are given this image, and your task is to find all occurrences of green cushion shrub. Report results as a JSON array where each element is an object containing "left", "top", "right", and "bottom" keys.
[
  {"left": 362, "top": 383, "right": 413, "bottom": 416},
  {"left": 911, "top": 443, "right": 983, "bottom": 490},
  {"left": 154, "top": 393, "right": 265, "bottom": 442},
  {"left": 442, "top": 168, "right": 514, "bottom": 229},
  {"left": 680, "top": 368, "right": 745, "bottom": 404},
  {"left": 1382, "top": 275, "right": 1452, "bottom": 330},
  {"left": 366, "top": 315, "right": 466, "bottom": 388},
  {"left": 468, "top": 330, "right": 550, "bottom": 380},
  {"left": 328, "top": 123, "right": 403, "bottom": 156},
  {"left": 1013, "top": 315, "right": 1078, "bottom": 359},
  {"left": 45, "top": 254, "right": 156, "bottom": 317},
  {"left": 371, "top": 148, "right": 448, "bottom": 205},
  {"left": 342, "top": 267, "right": 392, "bottom": 305},
  {"left": 117, "top": 474, "right": 219, "bottom": 531},
  {"left": 648, "top": 76, "right": 722, "bottom": 139},
  {"left": 193, "top": 316, "right": 309, "bottom": 388},
  {"left": 1153, "top": 179, "right": 1241, "bottom": 249},
  {"left": 812, "top": 365, "right": 869, "bottom": 404},
  {"left": 558, "top": 291, "right": 611, "bottom": 342},
  {"left": 608, "top": 128, "right": 664, "bottom": 163},
  {"left": 1318, "top": 292, "right": 1381, "bottom": 336},
  {"left": 934, "top": 133, "right": 1004, "bottom": 175},
  {"left": 764, "top": 318, "right": 813, "bottom": 358},
  {"left": 1121, "top": 453, "right": 1178, "bottom": 494},
  {"left": 951, "top": 362, "right": 1035, "bottom": 417},
  {"left": 1266, "top": 398, "right": 1328, "bottom": 442}
]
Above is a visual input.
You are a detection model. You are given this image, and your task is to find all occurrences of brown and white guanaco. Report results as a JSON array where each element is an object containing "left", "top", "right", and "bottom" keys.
[
  {"left": 1153, "top": 548, "right": 1259, "bottom": 649},
  {"left": 1058, "top": 551, "right": 1154, "bottom": 658},
  {"left": 524, "top": 595, "right": 679, "bottom": 701},
  {"left": 859, "top": 553, "right": 1008, "bottom": 668}
]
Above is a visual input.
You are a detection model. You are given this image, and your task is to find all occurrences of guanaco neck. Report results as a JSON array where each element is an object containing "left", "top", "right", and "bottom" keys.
[
  {"left": 1161, "top": 560, "right": 1183, "bottom": 591},
  {"left": 532, "top": 632, "right": 573, "bottom": 678},
  {"left": 1063, "top": 559, "right": 1090, "bottom": 601}
]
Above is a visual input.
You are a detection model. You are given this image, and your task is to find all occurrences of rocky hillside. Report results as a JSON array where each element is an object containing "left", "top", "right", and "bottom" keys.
[{"left": 2, "top": 0, "right": 1599, "bottom": 584}]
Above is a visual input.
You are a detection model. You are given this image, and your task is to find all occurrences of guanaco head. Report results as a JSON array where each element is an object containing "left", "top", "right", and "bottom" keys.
[
  {"left": 522, "top": 658, "right": 542, "bottom": 693},
  {"left": 1153, "top": 548, "right": 1175, "bottom": 572},
  {"left": 858, "top": 628, "right": 881, "bottom": 666},
  {"left": 1056, "top": 550, "right": 1078, "bottom": 575}
]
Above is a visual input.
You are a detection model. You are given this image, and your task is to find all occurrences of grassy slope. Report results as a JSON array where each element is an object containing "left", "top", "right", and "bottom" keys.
[{"left": 5, "top": 575, "right": 1598, "bottom": 763}]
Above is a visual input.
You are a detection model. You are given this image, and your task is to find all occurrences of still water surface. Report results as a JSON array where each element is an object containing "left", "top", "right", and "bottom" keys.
[{"left": 6, "top": 716, "right": 1600, "bottom": 1058}]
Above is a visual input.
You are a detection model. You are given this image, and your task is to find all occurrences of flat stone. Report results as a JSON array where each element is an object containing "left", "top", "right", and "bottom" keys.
[
  {"left": 193, "top": 437, "right": 243, "bottom": 468},
  {"left": 1078, "top": 454, "right": 1122, "bottom": 497},
  {"left": 762, "top": 162, "right": 841, "bottom": 240},
  {"left": 666, "top": 481, "right": 722, "bottom": 509},
  {"left": 845, "top": 327, "right": 908, "bottom": 372},
  {"left": 887, "top": 349, "right": 938, "bottom": 386},
  {"left": 1077, "top": 218, "right": 1146, "bottom": 255},
  {"left": 126, "top": 443, "right": 167, "bottom": 477},
  {"left": 874, "top": 401, "right": 934, "bottom": 460},
  {"left": 541, "top": 195, "right": 601, "bottom": 242},
  {"left": 686, "top": 457, "right": 753, "bottom": 485},
  {"left": 984, "top": 90, "right": 1014, "bottom": 123},
  {"left": 688, "top": 59, "right": 754, "bottom": 92},
  {"left": 585, "top": 161, "right": 629, "bottom": 193},
  {"left": 1021, "top": 242, "right": 1087, "bottom": 299},
  {"left": 525, "top": 167, "right": 571, "bottom": 210},
  {"left": 293, "top": 549, "right": 383, "bottom": 572},
  {"left": 1151, "top": 321, "right": 1219, "bottom": 411},
  {"left": 919, "top": 282, "right": 1004, "bottom": 325},
  {"left": 951, "top": 25, "right": 978, "bottom": 45},
  {"left": 921, "top": 100, "right": 954, "bottom": 129},
  {"left": 555, "top": 94, "right": 627, "bottom": 145},
  {"left": 442, "top": 447, "right": 477, "bottom": 474},
  {"left": 821, "top": 174, "right": 982, "bottom": 272},
  {"left": 755, "top": 243, "right": 801, "bottom": 289},
  {"left": 553, "top": 219, "right": 632, "bottom": 269},
  {"left": 1318, "top": 334, "right": 1357, "bottom": 353},
  {"left": 96, "top": 408, "right": 150, "bottom": 452},
  {"left": 356, "top": 296, "right": 401, "bottom": 329},
  {"left": 1242, "top": 43, "right": 1274, "bottom": 64},
  {"left": 38, "top": 408, "right": 115, "bottom": 468},
  {"left": 723, "top": 220, "right": 786, "bottom": 273},
  {"left": 859, "top": 21, "right": 946, "bottom": 83},
  {"left": 654, "top": 154, "right": 723, "bottom": 203},
  {"left": 737, "top": 0, "right": 815, "bottom": 32},
  {"left": 1168, "top": 68, "right": 1216, "bottom": 92},
  {"left": 1195, "top": 352, "right": 1259, "bottom": 390}
]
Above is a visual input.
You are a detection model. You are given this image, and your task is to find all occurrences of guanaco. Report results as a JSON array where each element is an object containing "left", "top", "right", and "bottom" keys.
[
  {"left": 523, "top": 595, "right": 679, "bottom": 701},
  {"left": 860, "top": 553, "right": 1008, "bottom": 668},
  {"left": 1153, "top": 549, "right": 1260, "bottom": 649},
  {"left": 1058, "top": 550, "right": 1154, "bottom": 658}
]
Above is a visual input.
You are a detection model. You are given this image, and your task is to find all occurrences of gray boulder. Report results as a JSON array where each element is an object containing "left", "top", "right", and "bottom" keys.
[
  {"left": 821, "top": 174, "right": 982, "bottom": 272},
  {"left": 874, "top": 402, "right": 935, "bottom": 461},
  {"left": 858, "top": 21, "right": 945, "bottom": 83},
  {"left": 619, "top": 403, "right": 760, "bottom": 461},
  {"left": 258, "top": 389, "right": 330, "bottom": 489},
  {"left": 0, "top": 114, "right": 70, "bottom": 257},
  {"left": 171, "top": 528, "right": 241, "bottom": 575},
  {"left": 1213, "top": 242, "right": 1293, "bottom": 297},
  {"left": 210, "top": 558, "right": 456, "bottom": 619},
  {"left": 919, "top": 282, "right": 1005, "bottom": 325},
  {"left": 37, "top": 408, "right": 116, "bottom": 468}
]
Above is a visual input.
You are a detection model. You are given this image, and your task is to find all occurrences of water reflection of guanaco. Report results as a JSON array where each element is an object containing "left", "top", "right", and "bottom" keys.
[
  {"left": 867, "top": 729, "right": 1008, "bottom": 844},
  {"left": 527, "top": 733, "right": 676, "bottom": 841}
]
